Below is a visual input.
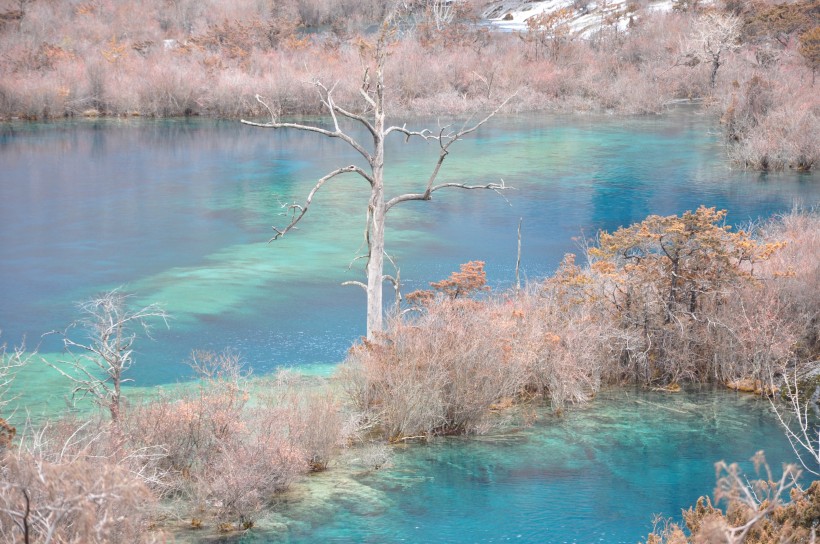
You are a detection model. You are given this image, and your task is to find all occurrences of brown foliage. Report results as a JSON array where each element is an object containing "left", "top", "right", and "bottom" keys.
[
  {"left": 0, "top": 417, "right": 15, "bottom": 450},
  {"left": 740, "top": 0, "right": 819, "bottom": 46},
  {"left": 799, "top": 26, "right": 820, "bottom": 74},
  {"left": 407, "top": 260, "right": 489, "bottom": 304},
  {"left": 589, "top": 206, "right": 786, "bottom": 385}
]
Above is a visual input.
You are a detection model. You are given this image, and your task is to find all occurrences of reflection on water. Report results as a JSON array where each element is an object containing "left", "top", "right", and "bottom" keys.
[
  {"left": 230, "top": 388, "right": 797, "bottom": 543},
  {"left": 1, "top": 111, "right": 818, "bottom": 393}
]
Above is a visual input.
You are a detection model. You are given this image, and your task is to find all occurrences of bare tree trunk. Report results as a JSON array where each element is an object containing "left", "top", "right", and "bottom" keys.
[{"left": 367, "top": 117, "right": 386, "bottom": 338}]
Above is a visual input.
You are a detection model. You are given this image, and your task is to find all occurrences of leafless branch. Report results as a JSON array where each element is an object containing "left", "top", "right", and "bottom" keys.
[
  {"left": 1, "top": 334, "right": 33, "bottom": 414},
  {"left": 341, "top": 281, "right": 368, "bottom": 291},
  {"left": 386, "top": 178, "right": 513, "bottom": 211},
  {"left": 384, "top": 93, "right": 517, "bottom": 212},
  {"left": 242, "top": 94, "right": 375, "bottom": 165},
  {"left": 770, "top": 371, "right": 820, "bottom": 476},
  {"left": 270, "top": 165, "right": 374, "bottom": 241},
  {"left": 385, "top": 91, "right": 517, "bottom": 140}
]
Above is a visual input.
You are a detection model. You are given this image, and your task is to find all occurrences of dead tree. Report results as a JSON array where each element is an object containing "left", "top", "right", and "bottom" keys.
[
  {"left": 48, "top": 289, "right": 168, "bottom": 424},
  {"left": 242, "top": 19, "right": 513, "bottom": 339},
  {"left": 695, "top": 12, "right": 740, "bottom": 88}
]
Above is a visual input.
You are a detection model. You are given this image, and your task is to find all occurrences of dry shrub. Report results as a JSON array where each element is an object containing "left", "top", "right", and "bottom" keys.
[
  {"left": 136, "top": 57, "right": 204, "bottom": 116},
  {"left": 514, "top": 256, "right": 613, "bottom": 409},
  {"left": 0, "top": 415, "right": 158, "bottom": 543},
  {"left": 702, "top": 211, "right": 820, "bottom": 388},
  {"left": 721, "top": 63, "right": 819, "bottom": 171},
  {"left": 124, "top": 350, "right": 303, "bottom": 529},
  {"left": 123, "top": 350, "right": 349, "bottom": 530},
  {"left": 0, "top": 342, "right": 158, "bottom": 544},
  {"left": 645, "top": 453, "right": 814, "bottom": 544},
  {"left": 341, "top": 259, "right": 607, "bottom": 438},
  {"left": 191, "top": 420, "right": 303, "bottom": 530},
  {"left": 757, "top": 211, "right": 820, "bottom": 361},
  {"left": 263, "top": 370, "right": 348, "bottom": 471},
  {"left": 0, "top": 451, "right": 154, "bottom": 543},
  {"left": 341, "top": 297, "right": 528, "bottom": 441}
]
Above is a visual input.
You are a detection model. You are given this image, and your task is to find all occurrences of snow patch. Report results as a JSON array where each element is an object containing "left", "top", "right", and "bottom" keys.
[{"left": 483, "top": 0, "right": 674, "bottom": 36}]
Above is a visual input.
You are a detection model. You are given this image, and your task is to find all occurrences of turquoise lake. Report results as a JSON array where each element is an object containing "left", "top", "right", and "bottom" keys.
[
  {"left": 223, "top": 388, "right": 799, "bottom": 543},
  {"left": 1, "top": 108, "right": 818, "bottom": 388},
  {"left": 0, "top": 109, "right": 818, "bottom": 542}
]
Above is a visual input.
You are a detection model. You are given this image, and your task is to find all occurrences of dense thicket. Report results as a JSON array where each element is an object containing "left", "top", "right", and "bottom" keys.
[{"left": 0, "top": 0, "right": 816, "bottom": 169}]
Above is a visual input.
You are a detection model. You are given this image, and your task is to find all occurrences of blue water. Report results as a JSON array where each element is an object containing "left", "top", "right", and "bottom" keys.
[
  {"left": 1, "top": 110, "right": 818, "bottom": 389},
  {"left": 243, "top": 388, "right": 799, "bottom": 543}
]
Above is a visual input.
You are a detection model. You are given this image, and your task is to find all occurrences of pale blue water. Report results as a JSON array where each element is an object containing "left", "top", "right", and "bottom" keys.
[{"left": 0, "top": 110, "right": 816, "bottom": 543}]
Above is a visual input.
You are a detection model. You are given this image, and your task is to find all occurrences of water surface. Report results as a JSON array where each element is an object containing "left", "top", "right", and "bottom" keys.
[
  {"left": 1, "top": 109, "right": 818, "bottom": 399},
  {"left": 236, "top": 388, "right": 799, "bottom": 543}
]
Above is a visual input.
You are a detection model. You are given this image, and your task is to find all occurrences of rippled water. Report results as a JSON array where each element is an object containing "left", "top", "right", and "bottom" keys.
[{"left": 1, "top": 108, "right": 818, "bottom": 401}]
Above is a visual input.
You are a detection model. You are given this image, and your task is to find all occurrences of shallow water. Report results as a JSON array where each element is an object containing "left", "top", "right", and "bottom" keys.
[
  {"left": 1, "top": 108, "right": 818, "bottom": 408},
  {"left": 211, "top": 388, "right": 799, "bottom": 543}
]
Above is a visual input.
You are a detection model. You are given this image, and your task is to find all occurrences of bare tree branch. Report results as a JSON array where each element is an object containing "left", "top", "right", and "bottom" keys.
[
  {"left": 270, "top": 165, "right": 373, "bottom": 242},
  {"left": 242, "top": 94, "right": 375, "bottom": 165},
  {"left": 385, "top": 93, "right": 517, "bottom": 213},
  {"left": 341, "top": 281, "right": 368, "bottom": 291},
  {"left": 384, "top": 91, "right": 517, "bottom": 139},
  {"left": 1, "top": 334, "right": 33, "bottom": 417},
  {"left": 770, "top": 370, "right": 820, "bottom": 476},
  {"left": 44, "top": 290, "right": 168, "bottom": 424},
  {"left": 386, "top": 179, "right": 512, "bottom": 211}
]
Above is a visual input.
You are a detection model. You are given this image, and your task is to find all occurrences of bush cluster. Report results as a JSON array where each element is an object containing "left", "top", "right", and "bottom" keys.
[
  {"left": 0, "top": 0, "right": 816, "bottom": 169},
  {"left": 342, "top": 208, "right": 819, "bottom": 439}
]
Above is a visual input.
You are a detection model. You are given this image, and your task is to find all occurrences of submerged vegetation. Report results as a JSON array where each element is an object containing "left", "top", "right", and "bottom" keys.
[
  {"left": 0, "top": 0, "right": 817, "bottom": 169},
  {"left": 1, "top": 207, "right": 818, "bottom": 540}
]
